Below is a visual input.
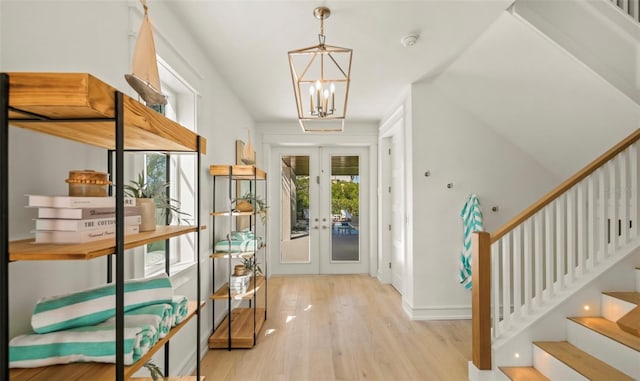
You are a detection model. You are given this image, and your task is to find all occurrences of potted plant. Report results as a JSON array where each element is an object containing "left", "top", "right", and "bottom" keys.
[
  {"left": 232, "top": 192, "right": 267, "bottom": 223},
  {"left": 124, "top": 172, "right": 190, "bottom": 231},
  {"left": 241, "top": 256, "right": 263, "bottom": 276}
]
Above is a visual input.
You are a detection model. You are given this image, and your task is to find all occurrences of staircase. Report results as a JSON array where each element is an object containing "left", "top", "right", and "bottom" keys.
[
  {"left": 469, "top": 128, "right": 640, "bottom": 381},
  {"left": 500, "top": 267, "right": 640, "bottom": 380}
]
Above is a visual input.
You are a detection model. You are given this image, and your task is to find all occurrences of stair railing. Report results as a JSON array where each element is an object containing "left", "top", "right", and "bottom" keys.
[
  {"left": 472, "top": 129, "right": 640, "bottom": 370},
  {"left": 609, "top": 0, "right": 640, "bottom": 23}
]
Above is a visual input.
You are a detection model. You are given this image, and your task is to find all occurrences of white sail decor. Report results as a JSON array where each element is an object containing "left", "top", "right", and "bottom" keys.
[{"left": 125, "top": 0, "right": 167, "bottom": 106}]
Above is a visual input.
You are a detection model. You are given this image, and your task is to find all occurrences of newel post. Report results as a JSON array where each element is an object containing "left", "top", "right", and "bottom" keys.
[{"left": 472, "top": 231, "right": 491, "bottom": 370}]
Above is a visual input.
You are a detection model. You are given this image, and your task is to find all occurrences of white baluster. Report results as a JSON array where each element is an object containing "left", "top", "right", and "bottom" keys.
[
  {"left": 599, "top": 168, "right": 607, "bottom": 261},
  {"left": 544, "top": 205, "right": 554, "bottom": 298},
  {"left": 523, "top": 219, "right": 532, "bottom": 317},
  {"left": 567, "top": 189, "right": 576, "bottom": 285},
  {"left": 502, "top": 234, "right": 511, "bottom": 330},
  {"left": 588, "top": 175, "right": 596, "bottom": 268},
  {"left": 623, "top": 0, "right": 629, "bottom": 13},
  {"left": 577, "top": 182, "right": 587, "bottom": 276},
  {"left": 609, "top": 160, "right": 619, "bottom": 253},
  {"left": 619, "top": 151, "right": 628, "bottom": 246},
  {"left": 630, "top": 143, "right": 638, "bottom": 239},
  {"left": 513, "top": 225, "right": 522, "bottom": 320},
  {"left": 556, "top": 195, "right": 567, "bottom": 288},
  {"left": 492, "top": 241, "right": 501, "bottom": 336},
  {"left": 535, "top": 213, "right": 544, "bottom": 307}
]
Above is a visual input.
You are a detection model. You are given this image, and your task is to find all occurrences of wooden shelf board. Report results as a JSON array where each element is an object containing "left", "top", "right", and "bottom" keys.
[
  {"left": 210, "top": 251, "right": 255, "bottom": 259},
  {"left": 9, "top": 301, "right": 204, "bottom": 381},
  {"left": 211, "top": 276, "right": 265, "bottom": 300},
  {"left": 209, "top": 211, "right": 254, "bottom": 217},
  {"left": 209, "top": 165, "right": 266, "bottom": 180},
  {"left": 208, "top": 308, "right": 266, "bottom": 349},
  {"left": 9, "top": 225, "right": 198, "bottom": 261},
  {"left": 131, "top": 377, "right": 204, "bottom": 381},
  {"left": 7, "top": 72, "right": 206, "bottom": 153}
]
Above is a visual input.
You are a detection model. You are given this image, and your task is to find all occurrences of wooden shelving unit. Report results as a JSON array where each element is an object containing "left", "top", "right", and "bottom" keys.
[
  {"left": 1, "top": 73, "right": 205, "bottom": 380},
  {"left": 208, "top": 308, "right": 266, "bottom": 349},
  {"left": 210, "top": 276, "right": 266, "bottom": 300},
  {"left": 209, "top": 165, "right": 267, "bottom": 350}
]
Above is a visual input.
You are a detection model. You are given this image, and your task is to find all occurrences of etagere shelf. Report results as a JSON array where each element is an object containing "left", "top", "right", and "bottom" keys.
[
  {"left": 208, "top": 165, "right": 267, "bottom": 350},
  {"left": 1, "top": 73, "right": 206, "bottom": 380}
]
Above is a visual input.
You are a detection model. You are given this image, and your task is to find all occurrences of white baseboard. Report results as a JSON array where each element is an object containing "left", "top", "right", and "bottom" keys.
[{"left": 403, "top": 300, "right": 471, "bottom": 320}]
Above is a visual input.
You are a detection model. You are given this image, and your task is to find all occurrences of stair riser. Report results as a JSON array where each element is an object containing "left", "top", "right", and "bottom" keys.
[
  {"left": 636, "top": 268, "right": 640, "bottom": 292},
  {"left": 566, "top": 319, "right": 639, "bottom": 379},
  {"left": 532, "top": 346, "right": 588, "bottom": 381},
  {"left": 602, "top": 294, "right": 637, "bottom": 321}
]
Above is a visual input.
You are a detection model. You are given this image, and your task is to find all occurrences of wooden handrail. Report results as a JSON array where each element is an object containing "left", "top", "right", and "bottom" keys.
[{"left": 491, "top": 129, "right": 640, "bottom": 243}]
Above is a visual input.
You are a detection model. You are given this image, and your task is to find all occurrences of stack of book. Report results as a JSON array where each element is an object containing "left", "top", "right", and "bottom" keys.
[
  {"left": 229, "top": 274, "right": 251, "bottom": 294},
  {"left": 27, "top": 195, "right": 142, "bottom": 244}
]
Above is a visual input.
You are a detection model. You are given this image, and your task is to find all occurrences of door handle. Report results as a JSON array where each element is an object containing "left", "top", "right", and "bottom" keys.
[{"left": 322, "top": 225, "right": 329, "bottom": 229}]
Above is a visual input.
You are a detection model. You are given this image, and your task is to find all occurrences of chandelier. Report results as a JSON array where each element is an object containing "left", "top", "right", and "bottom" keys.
[{"left": 288, "top": 7, "right": 353, "bottom": 132}]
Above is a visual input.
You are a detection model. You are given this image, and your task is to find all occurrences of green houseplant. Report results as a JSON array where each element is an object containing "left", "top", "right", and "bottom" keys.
[{"left": 124, "top": 172, "right": 190, "bottom": 231}]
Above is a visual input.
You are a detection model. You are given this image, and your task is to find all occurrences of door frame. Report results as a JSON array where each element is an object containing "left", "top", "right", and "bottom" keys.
[
  {"left": 263, "top": 129, "right": 378, "bottom": 278},
  {"left": 268, "top": 146, "right": 370, "bottom": 275},
  {"left": 378, "top": 106, "right": 407, "bottom": 293}
]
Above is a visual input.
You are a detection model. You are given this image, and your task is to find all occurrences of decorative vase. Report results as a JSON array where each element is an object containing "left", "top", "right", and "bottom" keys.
[{"left": 137, "top": 198, "right": 157, "bottom": 232}]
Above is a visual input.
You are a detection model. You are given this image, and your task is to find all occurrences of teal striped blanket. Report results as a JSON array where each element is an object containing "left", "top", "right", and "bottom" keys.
[
  {"left": 9, "top": 297, "right": 189, "bottom": 368},
  {"left": 11, "top": 304, "right": 162, "bottom": 367},
  {"left": 31, "top": 273, "right": 173, "bottom": 334}
]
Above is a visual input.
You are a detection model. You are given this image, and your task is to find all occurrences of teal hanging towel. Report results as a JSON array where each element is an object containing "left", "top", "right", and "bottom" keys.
[{"left": 459, "top": 194, "right": 484, "bottom": 289}]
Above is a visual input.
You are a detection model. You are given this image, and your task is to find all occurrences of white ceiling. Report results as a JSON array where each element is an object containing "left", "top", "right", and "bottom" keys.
[
  {"left": 166, "top": 0, "right": 512, "bottom": 124},
  {"left": 166, "top": 1, "right": 639, "bottom": 179}
]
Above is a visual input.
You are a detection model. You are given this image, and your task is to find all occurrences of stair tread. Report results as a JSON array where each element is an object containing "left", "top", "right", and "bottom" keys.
[
  {"left": 533, "top": 341, "right": 634, "bottom": 381},
  {"left": 602, "top": 291, "right": 640, "bottom": 305},
  {"left": 569, "top": 316, "right": 640, "bottom": 351},
  {"left": 500, "top": 366, "right": 550, "bottom": 381}
]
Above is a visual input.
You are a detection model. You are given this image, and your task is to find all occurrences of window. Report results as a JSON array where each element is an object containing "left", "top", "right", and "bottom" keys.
[{"left": 143, "top": 57, "right": 198, "bottom": 276}]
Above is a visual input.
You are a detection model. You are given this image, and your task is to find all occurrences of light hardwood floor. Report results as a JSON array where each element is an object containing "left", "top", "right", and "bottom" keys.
[{"left": 200, "top": 275, "right": 471, "bottom": 380}]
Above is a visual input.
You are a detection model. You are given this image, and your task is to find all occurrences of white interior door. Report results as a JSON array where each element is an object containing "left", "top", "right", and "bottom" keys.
[{"left": 270, "top": 146, "right": 369, "bottom": 275}]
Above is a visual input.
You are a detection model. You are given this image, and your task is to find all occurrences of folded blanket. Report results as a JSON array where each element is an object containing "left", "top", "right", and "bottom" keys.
[
  {"left": 123, "top": 303, "right": 173, "bottom": 339},
  {"left": 229, "top": 230, "right": 255, "bottom": 240},
  {"left": 10, "top": 305, "right": 163, "bottom": 368},
  {"left": 31, "top": 273, "right": 173, "bottom": 334},
  {"left": 171, "top": 295, "right": 189, "bottom": 326},
  {"left": 214, "top": 237, "right": 262, "bottom": 253}
]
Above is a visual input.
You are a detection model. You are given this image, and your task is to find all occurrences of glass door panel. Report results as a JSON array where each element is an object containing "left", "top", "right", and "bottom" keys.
[
  {"left": 330, "top": 155, "right": 360, "bottom": 262},
  {"left": 280, "top": 155, "right": 311, "bottom": 263}
]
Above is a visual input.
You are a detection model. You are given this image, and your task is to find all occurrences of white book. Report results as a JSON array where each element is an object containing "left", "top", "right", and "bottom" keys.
[
  {"left": 34, "top": 225, "right": 139, "bottom": 244},
  {"left": 35, "top": 215, "right": 141, "bottom": 232},
  {"left": 37, "top": 206, "right": 141, "bottom": 220},
  {"left": 27, "top": 195, "right": 136, "bottom": 209}
]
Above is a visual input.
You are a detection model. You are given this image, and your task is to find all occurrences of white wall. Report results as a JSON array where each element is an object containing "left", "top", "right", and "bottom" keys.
[
  {"left": 405, "top": 81, "right": 561, "bottom": 319},
  {"left": 2, "top": 0, "right": 256, "bottom": 376}
]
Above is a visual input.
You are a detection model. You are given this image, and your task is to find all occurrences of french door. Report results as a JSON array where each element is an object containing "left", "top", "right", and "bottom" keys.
[{"left": 270, "top": 146, "right": 369, "bottom": 275}]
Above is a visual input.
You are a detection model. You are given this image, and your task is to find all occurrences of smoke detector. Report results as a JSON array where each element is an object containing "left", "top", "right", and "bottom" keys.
[{"left": 400, "top": 34, "right": 419, "bottom": 47}]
